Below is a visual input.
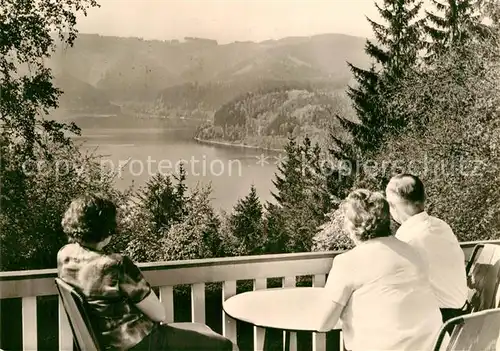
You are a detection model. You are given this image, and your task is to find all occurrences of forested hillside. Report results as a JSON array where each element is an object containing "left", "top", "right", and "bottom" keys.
[{"left": 195, "top": 84, "right": 356, "bottom": 150}]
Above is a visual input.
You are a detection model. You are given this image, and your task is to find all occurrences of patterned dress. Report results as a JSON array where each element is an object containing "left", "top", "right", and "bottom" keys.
[{"left": 57, "top": 243, "right": 156, "bottom": 350}]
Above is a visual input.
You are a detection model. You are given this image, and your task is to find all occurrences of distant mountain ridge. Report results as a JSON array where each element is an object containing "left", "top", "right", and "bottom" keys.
[
  {"left": 48, "top": 33, "right": 369, "bottom": 104},
  {"left": 52, "top": 73, "right": 117, "bottom": 111}
]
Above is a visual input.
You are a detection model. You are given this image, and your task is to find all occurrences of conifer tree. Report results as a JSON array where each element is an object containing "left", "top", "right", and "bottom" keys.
[
  {"left": 366, "top": 0, "right": 424, "bottom": 78},
  {"left": 123, "top": 165, "right": 190, "bottom": 262},
  {"left": 137, "top": 164, "right": 188, "bottom": 234},
  {"left": 301, "top": 137, "right": 332, "bottom": 217},
  {"left": 229, "top": 185, "right": 264, "bottom": 255},
  {"left": 328, "top": 0, "right": 425, "bottom": 205},
  {"left": 424, "top": 0, "right": 488, "bottom": 59},
  {"left": 270, "top": 137, "right": 305, "bottom": 206},
  {"left": 335, "top": 64, "right": 384, "bottom": 156},
  {"left": 338, "top": 0, "right": 424, "bottom": 155},
  {"left": 265, "top": 137, "right": 303, "bottom": 253},
  {"left": 265, "top": 136, "right": 331, "bottom": 253},
  {"left": 160, "top": 185, "right": 223, "bottom": 260}
]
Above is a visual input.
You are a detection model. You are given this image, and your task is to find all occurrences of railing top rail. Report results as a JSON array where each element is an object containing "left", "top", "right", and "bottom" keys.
[
  {"left": 460, "top": 239, "right": 500, "bottom": 248},
  {"left": 0, "top": 250, "right": 342, "bottom": 281},
  {"left": 2, "top": 239, "right": 500, "bottom": 281}
]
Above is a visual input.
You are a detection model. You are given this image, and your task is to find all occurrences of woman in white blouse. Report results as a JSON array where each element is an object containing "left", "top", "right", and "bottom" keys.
[{"left": 318, "top": 189, "right": 443, "bottom": 351}]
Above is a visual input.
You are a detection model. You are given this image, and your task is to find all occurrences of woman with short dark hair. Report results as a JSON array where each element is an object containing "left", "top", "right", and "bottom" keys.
[
  {"left": 317, "top": 189, "right": 443, "bottom": 350},
  {"left": 57, "top": 194, "right": 235, "bottom": 351},
  {"left": 61, "top": 194, "right": 117, "bottom": 244}
]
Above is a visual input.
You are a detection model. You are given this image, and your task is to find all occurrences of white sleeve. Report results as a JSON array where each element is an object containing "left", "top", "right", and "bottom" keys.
[{"left": 324, "top": 255, "right": 354, "bottom": 306}]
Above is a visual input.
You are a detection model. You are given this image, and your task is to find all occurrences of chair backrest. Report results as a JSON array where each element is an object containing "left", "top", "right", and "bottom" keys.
[
  {"left": 465, "top": 244, "right": 500, "bottom": 313},
  {"left": 55, "top": 278, "right": 102, "bottom": 351},
  {"left": 433, "top": 308, "right": 500, "bottom": 351}
]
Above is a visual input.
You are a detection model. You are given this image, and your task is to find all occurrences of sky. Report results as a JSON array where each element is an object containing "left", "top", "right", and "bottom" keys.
[{"left": 76, "top": 0, "right": 415, "bottom": 44}]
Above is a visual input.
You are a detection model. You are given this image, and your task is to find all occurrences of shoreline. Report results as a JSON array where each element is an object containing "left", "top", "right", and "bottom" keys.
[{"left": 193, "top": 136, "right": 284, "bottom": 153}]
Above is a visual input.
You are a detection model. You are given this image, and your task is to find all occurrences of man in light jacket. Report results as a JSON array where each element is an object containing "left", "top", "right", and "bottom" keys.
[{"left": 385, "top": 173, "right": 468, "bottom": 323}]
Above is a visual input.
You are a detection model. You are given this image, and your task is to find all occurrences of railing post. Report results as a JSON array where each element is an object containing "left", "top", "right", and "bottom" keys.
[
  {"left": 58, "top": 297, "right": 73, "bottom": 351},
  {"left": 191, "top": 283, "right": 206, "bottom": 323},
  {"left": 312, "top": 275, "right": 327, "bottom": 351},
  {"left": 253, "top": 278, "right": 267, "bottom": 351},
  {"left": 283, "top": 276, "right": 297, "bottom": 351},
  {"left": 282, "top": 276, "right": 296, "bottom": 288},
  {"left": 22, "top": 297, "right": 37, "bottom": 351},
  {"left": 222, "top": 280, "right": 238, "bottom": 345},
  {"left": 159, "top": 286, "right": 174, "bottom": 323}
]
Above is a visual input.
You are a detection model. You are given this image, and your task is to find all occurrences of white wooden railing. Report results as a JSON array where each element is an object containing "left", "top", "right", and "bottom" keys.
[{"left": 0, "top": 240, "right": 499, "bottom": 351}]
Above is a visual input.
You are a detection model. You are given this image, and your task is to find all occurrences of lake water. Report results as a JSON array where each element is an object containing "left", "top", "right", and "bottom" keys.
[{"left": 76, "top": 128, "right": 279, "bottom": 211}]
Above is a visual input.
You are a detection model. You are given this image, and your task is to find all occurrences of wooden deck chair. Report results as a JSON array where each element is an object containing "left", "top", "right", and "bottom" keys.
[
  {"left": 432, "top": 307, "right": 500, "bottom": 351},
  {"left": 464, "top": 244, "right": 500, "bottom": 313},
  {"left": 56, "top": 279, "right": 228, "bottom": 351},
  {"left": 55, "top": 278, "right": 103, "bottom": 351}
]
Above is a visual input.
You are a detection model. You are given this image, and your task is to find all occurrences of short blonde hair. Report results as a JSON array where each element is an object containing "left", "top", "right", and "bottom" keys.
[{"left": 342, "top": 189, "right": 391, "bottom": 241}]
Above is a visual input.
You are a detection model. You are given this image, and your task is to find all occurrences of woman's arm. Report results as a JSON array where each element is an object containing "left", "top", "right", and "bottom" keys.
[
  {"left": 134, "top": 290, "right": 167, "bottom": 323},
  {"left": 316, "top": 301, "right": 344, "bottom": 332},
  {"left": 317, "top": 255, "right": 352, "bottom": 332},
  {"left": 118, "top": 255, "right": 168, "bottom": 322}
]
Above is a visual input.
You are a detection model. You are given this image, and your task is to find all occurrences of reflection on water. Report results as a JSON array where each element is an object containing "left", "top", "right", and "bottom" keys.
[{"left": 76, "top": 128, "right": 278, "bottom": 211}]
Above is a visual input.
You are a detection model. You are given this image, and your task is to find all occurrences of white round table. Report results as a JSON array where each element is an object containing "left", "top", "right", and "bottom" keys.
[{"left": 222, "top": 287, "right": 341, "bottom": 351}]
